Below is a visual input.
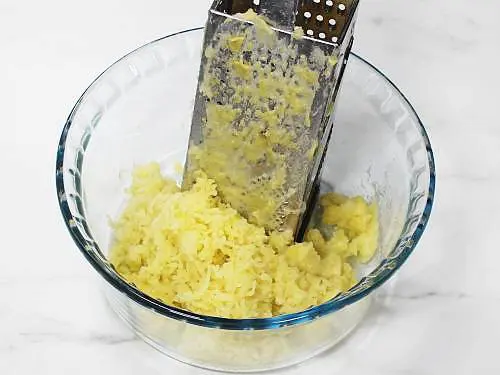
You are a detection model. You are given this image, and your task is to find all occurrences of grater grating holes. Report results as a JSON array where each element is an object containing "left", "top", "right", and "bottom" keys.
[
  {"left": 296, "top": 0, "right": 355, "bottom": 43},
  {"left": 328, "top": 18, "right": 337, "bottom": 32},
  {"left": 221, "top": 0, "right": 356, "bottom": 44}
]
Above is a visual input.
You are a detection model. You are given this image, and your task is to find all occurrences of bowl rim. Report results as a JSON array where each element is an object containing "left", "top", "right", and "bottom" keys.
[{"left": 55, "top": 27, "right": 436, "bottom": 330}]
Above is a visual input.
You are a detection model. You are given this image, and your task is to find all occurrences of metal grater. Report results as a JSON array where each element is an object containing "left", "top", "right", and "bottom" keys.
[{"left": 183, "top": 0, "right": 359, "bottom": 240}]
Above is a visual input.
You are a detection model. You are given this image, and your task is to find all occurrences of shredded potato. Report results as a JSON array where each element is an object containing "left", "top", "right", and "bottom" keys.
[{"left": 110, "top": 163, "right": 378, "bottom": 318}]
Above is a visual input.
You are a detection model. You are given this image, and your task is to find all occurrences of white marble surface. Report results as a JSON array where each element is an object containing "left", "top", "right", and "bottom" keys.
[{"left": 1, "top": 0, "right": 499, "bottom": 374}]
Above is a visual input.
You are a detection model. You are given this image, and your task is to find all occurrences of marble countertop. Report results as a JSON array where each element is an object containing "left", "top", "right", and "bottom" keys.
[{"left": 1, "top": 0, "right": 499, "bottom": 374}]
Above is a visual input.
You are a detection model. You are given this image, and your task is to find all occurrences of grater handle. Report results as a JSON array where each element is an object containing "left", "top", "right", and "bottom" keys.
[{"left": 257, "top": 0, "right": 299, "bottom": 31}]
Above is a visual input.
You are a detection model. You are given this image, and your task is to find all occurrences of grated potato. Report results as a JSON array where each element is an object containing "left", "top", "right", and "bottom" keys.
[{"left": 110, "top": 163, "right": 378, "bottom": 318}]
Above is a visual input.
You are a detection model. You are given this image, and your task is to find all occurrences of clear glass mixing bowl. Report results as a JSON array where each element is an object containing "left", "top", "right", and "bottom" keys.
[{"left": 55, "top": 28, "right": 435, "bottom": 372}]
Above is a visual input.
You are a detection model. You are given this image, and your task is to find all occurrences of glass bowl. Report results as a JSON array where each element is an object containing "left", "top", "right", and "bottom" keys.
[{"left": 55, "top": 28, "right": 435, "bottom": 372}]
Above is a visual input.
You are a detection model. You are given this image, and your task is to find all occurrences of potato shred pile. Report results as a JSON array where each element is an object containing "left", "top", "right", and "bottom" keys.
[{"left": 110, "top": 163, "right": 378, "bottom": 318}]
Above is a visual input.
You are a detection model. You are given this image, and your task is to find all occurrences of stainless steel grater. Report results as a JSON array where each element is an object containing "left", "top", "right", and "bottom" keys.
[{"left": 183, "top": 0, "right": 359, "bottom": 239}]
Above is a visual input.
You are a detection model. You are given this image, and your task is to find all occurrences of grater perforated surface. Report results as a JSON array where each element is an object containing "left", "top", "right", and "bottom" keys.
[{"left": 184, "top": 0, "right": 359, "bottom": 238}]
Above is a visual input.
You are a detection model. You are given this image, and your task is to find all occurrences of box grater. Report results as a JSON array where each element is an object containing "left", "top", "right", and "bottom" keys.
[{"left": 183, "top": 0, "right": 359, "bottom": 240}]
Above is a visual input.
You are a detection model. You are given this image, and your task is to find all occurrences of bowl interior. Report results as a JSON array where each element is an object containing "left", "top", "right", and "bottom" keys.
[{"left": 57, "top": 28, "right": 434, "bottom": 326}]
